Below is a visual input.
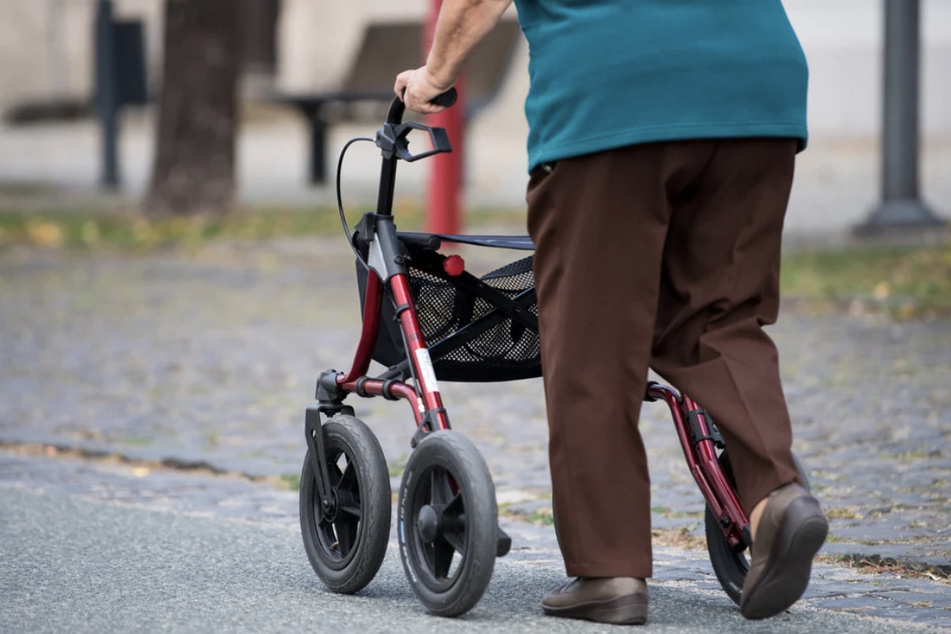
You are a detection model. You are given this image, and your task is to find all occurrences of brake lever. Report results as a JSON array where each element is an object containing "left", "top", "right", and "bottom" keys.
[
  {"left": 376, "top": 121, "right": 452, "bottom": 161},
  {"left": 378, "top": 88, "right": 456, "bottom": 160},
  {"left": 394, "top": 122, "right": 452, "bottom": 162}
]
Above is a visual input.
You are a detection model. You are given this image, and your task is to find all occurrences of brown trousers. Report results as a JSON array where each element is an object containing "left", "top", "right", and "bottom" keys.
[{"left": 526, "top": 139, "right": 801, "bottom": 579}]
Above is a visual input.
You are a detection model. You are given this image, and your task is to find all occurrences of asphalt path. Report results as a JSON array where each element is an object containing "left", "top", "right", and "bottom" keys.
[{"left": 2, "top": 485, "right": 941, "bottom": 634}]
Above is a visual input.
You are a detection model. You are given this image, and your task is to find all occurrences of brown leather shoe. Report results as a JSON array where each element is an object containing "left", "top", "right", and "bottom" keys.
[
  {"left": 542, "top": 577, "right": 648, "bottom": 625},
  {"left": 740, "top": 483, "right": 828, "bottom": 619}
]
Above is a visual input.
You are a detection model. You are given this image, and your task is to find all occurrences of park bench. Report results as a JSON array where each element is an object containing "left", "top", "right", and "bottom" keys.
[{"left": 274, "top": 19, "right": 521, "bottom": 184}]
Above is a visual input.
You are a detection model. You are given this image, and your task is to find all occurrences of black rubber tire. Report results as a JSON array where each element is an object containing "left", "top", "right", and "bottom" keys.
[
  {"left": 705, "top": 450, "right": 810, "bottom": 605},
  {"left": 300, "top": 415, "right": 391, "bottom": 594},
  {"left": 397, "top": 430, "right": 498, "bottom": 617}
]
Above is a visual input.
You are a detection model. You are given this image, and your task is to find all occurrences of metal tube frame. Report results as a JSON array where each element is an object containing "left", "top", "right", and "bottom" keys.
[{"left": 647, "top": 383, "right": 749, "bottom": 549}]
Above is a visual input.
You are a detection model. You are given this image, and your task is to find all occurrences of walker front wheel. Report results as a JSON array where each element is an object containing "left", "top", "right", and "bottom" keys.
[
  {"left": 300, "top": 415, "right": 391, "bottom": 594},
  {"left": 398, "top": 430, "right": 498, "bottom": 617}
]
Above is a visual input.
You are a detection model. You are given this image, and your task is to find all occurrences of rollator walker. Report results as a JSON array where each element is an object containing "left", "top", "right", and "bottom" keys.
[{"left": 298, "top": 89, "right": 810, "bottom": 616}]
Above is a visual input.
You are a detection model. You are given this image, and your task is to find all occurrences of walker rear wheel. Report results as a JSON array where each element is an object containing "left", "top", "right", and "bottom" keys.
[
  {"left": 397, "top": 430, "right": 498, "bottom": 617},
  {"left": 705, "top": 450, "right": 811, "bottom": 605}
]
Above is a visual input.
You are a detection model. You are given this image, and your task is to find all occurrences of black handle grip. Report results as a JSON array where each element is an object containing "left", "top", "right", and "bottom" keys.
[
  {"left": 388, "top": 87, "right": 458, "bottom": 124},
  {"left": 431, "top": 88, "right": 458, "bottom": 108}
]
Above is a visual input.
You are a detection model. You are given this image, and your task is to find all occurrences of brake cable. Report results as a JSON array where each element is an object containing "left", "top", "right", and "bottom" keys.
[{"left": 335, "top": 136, "right": 375, "bottom": 267}]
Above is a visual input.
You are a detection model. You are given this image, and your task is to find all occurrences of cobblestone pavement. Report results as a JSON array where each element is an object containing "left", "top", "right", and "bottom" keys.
[{"left": 1, "top": 238, "right": 949, "bottom": 626}]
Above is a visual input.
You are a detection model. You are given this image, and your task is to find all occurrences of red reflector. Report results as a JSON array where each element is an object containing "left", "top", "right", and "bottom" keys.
[{"left": 443, "top": 255, "right": 465, "bottom": 276}]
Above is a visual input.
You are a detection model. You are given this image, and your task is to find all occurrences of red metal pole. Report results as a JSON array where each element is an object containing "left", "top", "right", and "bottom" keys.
[{"left": 425, "top": 0, "right": 464, "bottom": 236}]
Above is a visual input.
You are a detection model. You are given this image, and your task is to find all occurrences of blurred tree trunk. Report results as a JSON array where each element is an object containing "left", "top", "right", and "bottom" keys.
[{"left": 145, "top": 0, "right": 241, "bottom": 216}]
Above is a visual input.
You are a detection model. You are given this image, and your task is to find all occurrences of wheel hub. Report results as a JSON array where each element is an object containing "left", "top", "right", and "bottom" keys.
[
  {"left": 321, "top": 490, "right": 338, "bottom": 523},
  {"left": 417, "top": 504, "right": 440, "bottom": 543}
]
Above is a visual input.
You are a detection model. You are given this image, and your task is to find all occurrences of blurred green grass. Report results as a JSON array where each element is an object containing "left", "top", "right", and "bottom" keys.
[
  {"left": 0, "top": 205, "right": 526, "bottom": 250},
  {"left": 0, "top": 206, "right": 352, "bottom": 251},
  {"left": 1, "top": 183, "right": 949, "bottom": 319},
  {"left": 0, "top": 180, "right": 523, "bottom": 252},
  {"left": 781, "top": 240, "right": 951, "bottom": 318}
]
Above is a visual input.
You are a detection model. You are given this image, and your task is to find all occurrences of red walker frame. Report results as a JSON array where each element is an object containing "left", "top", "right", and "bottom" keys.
[{"left": 329, "top": 240, "right": 750, "bottom": 552}]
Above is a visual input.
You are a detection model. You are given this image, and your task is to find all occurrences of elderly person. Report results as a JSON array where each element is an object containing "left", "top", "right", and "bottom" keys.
[{"left": 396, "top": 0, "right": 828, "bottom": 624}]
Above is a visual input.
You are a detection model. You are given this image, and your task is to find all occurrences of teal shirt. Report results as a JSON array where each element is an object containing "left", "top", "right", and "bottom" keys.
[{"left": 513, "top": 0, "right": 809, "bottom": 172}]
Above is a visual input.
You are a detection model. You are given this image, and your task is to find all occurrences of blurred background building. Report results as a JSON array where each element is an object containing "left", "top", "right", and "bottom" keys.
[{"left": 0, "top": 0, "right": 948, "bottom": 233}]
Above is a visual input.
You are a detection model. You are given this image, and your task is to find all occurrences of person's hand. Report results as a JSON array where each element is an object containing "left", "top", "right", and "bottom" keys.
[{"left": 394, "top": 67, "right": 454, "bottom": 114}]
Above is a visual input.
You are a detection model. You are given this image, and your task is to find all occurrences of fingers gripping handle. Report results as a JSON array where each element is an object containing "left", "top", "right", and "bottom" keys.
[{"left": 389, "top": 88, "right": 458, "bottom": 125}]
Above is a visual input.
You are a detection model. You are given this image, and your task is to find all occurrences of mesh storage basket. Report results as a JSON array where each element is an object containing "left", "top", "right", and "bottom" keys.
[{"left": 358, "top": 252, "right": 541, "bottom": 382}]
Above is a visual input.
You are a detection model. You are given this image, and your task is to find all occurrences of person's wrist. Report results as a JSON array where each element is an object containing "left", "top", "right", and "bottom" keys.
[{"left": 424, "top": 66, "right": 455, "bottom": 93}]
